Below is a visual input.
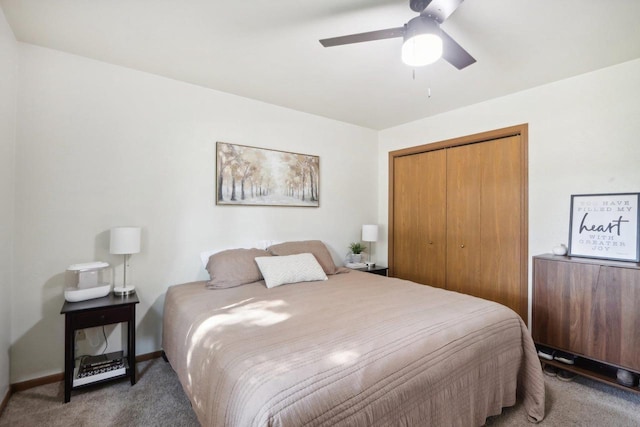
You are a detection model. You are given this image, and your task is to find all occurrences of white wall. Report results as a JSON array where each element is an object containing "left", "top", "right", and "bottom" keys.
[
  {"left": 378, "top": 59, "right": 640, "bottom": 322},
  {"left": 9, "top": 34, "right": 639, "bottom": 385},
  {"left": 12, "top": 44, "right": 378, "bottom": 382},
  {"left": 0, "top": 8, "right": 16, "bottom": 399}
]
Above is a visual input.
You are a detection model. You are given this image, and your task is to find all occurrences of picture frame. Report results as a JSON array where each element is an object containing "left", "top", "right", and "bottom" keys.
[
  {"left": 568, "top": 193, "right": 640, "bottom": 262},
  {"left": 216, "top": 141, "right": 320, "bottom": 207}
]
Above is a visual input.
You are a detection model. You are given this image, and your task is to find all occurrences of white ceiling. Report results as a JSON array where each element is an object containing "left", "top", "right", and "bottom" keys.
[{"left": 2, "top": 0, "right": 640, "bottom": 130}]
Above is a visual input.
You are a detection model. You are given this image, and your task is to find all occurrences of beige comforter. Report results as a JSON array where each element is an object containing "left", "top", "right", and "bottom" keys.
[{"left": 163, "top": 271, "right": 545, "bottom": 426}]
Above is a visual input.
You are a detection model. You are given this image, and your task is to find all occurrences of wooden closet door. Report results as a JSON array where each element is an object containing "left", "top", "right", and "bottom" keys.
[
  {"left": 445, "top": 143, "right": 482, "bottom": 295},
  {"left": 446, "top": 135, "right": 525, "bottom": 319},
  {"left": 393, "top": 150, "right": 446, "bottom": 288},
  {"left": 478, "top": 135, "right": 524, "bottom": 317}
]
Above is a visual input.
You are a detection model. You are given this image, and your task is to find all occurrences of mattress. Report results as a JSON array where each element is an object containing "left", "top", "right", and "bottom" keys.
[{"left": 162, "top": 270, "right": 545, "bottom": 426}]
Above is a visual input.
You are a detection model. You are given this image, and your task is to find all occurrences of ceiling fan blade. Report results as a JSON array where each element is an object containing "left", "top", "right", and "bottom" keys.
[
  {"left": 320, "top": 27, "right": 404, "bottom": 47},
  {"left": 422, "top": 0, "right": 465, "bottom": 23},
  {"left": 440, "top": 29, "right": 476, "bottom": 69}
]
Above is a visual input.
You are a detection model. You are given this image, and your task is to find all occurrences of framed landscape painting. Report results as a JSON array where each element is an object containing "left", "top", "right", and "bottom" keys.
[
  {"left": 568, "top": 193, "right": 640, "bottom": 262},
  {"left": 216, "top": 142, "right": 320, "bottom": 207}
]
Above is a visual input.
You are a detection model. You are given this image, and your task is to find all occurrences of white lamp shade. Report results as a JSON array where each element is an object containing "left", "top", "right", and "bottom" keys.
[
  {"left": 362, "top": 224, "right": 379, "bottom": 242},
  {"left": 110, "top": 227, "right": 141, "bottom": 254}
]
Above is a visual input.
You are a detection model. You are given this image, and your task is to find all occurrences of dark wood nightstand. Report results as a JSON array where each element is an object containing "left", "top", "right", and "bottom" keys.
[
  {"left": 60, "top": 293, "right": 139, "bottom": 403},
  {"left": 354, "top": 265, "right": 388, "bottom": 276}
]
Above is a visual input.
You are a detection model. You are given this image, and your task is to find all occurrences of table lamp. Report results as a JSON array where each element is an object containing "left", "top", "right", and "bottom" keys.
[
  {"left": 110, "top": 227, "right": 141, "bottom": 296},
  {"left": 362, "top": 224, "right": 379, "bottom": 267}
]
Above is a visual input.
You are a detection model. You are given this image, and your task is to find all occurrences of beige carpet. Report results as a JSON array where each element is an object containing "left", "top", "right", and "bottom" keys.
[
  {"left": 1, "top": 358, "right": 639, "bottom": 426},
  {"left": 0, "top": 359, "right": 198, "bottom": 427}
]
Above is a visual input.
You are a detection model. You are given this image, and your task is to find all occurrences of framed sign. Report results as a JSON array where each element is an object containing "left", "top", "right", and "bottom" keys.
[
  {"left": 568, "top": 193, "right": 640, "bottom": 262},
  {"left": 216, "top": 142, "right": 319, "bottom": 207}
]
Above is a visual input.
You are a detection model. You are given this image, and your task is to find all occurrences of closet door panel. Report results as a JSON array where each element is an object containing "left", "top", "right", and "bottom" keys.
[
  {"left": 393, "top": 150, "right": 446, "bottom": 287},
  {"left": 445, "top": 144, "right": 482, "bottom": 294},
  {"left": 393, "top": 154, "right": 422, "bottom": 283},
  {"left": 479, "top": 136, "right": 523, "bottom": 317}
]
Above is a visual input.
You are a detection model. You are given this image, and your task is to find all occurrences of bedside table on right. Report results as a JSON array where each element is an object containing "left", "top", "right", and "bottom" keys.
[{"left": 353, "top": 265, "right": 388, "bottom": 276}]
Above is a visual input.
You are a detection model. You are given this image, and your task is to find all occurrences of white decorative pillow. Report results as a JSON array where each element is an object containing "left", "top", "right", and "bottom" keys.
[{"left": 254, "top": 253, "right": 328, "bottom": 289}]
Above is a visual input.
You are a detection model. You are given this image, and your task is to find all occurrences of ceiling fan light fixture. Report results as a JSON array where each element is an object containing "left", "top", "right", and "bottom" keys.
[
  {"left": 401, "top": 16, "right": 443, "bottom": 67},
  {"left": 319, "top": 1, "right": 475, "bottom": 71},
  {"left": 402, "top": 34, "right": 443, "bottom": 67}
]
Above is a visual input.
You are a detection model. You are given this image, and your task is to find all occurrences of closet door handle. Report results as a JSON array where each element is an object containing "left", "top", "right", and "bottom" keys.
[
  {"left": 460, "top": 244, "right": 465, "bottom": 248},
  {"left": 428, "top": 241, "right": 434, "bottom": 245}
]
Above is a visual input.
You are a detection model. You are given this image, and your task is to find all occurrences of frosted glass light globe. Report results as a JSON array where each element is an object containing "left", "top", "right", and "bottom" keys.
[{"left": 402, "top": 34, "right": 443, "bottom": 67}]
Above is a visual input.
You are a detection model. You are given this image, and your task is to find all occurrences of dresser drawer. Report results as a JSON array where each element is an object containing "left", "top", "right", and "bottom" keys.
[{"left": 72, "top": 305, "right": 131, "bottom": 329}]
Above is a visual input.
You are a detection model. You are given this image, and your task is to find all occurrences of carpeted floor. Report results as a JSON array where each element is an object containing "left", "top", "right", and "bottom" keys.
[
  {"left": 1, "top": 358, "right": 639, "bottom": 426},
  {"left": 0, "top": 359, "right": 198, "bottom": 427}
]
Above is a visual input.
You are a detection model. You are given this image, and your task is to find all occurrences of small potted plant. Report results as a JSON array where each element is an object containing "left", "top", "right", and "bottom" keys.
[{"left": 349, "top": 242, "right": 367, "bottom": 263}]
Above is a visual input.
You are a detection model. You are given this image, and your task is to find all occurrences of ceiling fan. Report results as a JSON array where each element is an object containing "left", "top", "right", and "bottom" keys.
[{"left": 319, "top": 0, "right": 475, "bottom": 69}]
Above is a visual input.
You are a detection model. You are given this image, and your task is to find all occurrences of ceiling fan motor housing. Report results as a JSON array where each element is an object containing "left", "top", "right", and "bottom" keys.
[{"left": 410, "top": 0, "right": 432, "bottom": 13}]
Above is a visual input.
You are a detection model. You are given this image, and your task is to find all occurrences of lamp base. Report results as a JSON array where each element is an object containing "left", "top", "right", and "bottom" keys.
[{"left": 113, "top": 285, "right": 136, "bottom": 296}]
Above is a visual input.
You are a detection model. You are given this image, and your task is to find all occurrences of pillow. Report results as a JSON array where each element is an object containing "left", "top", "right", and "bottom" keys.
[
  {"left": 200, "top": 249, "right": 223, "bottom": 268},
  {"left": 200, "top": 241, "right": 283, "bottom": 268},
  {"left": 267, "top": 240, "right": 339, "bottom": 275},
  {"left": 254, "top": 253, "right": 328, "bottom": 289},
  {"left": 205, "top": 248, "right": 271, "bottom": 289}
]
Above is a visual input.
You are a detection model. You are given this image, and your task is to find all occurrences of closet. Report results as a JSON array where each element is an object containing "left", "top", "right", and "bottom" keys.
[{"left": 389, "top": 125, "right": 528, "bottom": 322}]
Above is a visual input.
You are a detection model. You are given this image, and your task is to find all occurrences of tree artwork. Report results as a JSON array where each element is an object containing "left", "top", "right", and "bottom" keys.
[{"left": 216, "top": 142, "right": 320, "bottom": 207}]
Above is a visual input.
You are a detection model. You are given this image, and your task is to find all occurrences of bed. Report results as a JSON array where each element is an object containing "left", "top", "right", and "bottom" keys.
[{"left": 162, "top": 243, "right": 545, "bottom": 426}]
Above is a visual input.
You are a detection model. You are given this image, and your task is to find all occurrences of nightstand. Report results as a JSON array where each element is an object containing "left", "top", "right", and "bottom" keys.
[
  {"left": 354, "top": 265, "right": 388, "bottom": 276},
  {"left": 60, "top": 293, "right": 139, "bottom": 403}
]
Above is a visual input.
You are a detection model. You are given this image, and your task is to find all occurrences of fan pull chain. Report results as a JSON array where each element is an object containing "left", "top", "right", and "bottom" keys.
[{"left": 412, "top": 69, "right": 432, "bottom": 98}]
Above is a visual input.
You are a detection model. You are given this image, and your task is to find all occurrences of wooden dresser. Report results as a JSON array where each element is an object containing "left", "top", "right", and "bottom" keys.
[{"left": 532, "top": 254, "right": 640, "bottom": 391}]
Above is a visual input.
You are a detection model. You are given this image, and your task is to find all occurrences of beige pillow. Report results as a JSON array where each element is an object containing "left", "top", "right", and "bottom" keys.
[
  {"left": 205, "top": 248, "right": 271, "bottom": 289},
  {"left": 255, "top": 253, "right": 327, "bottom": 288},
  {"left": 267, "top": 240, "right": 339, "bottom": 275}
]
